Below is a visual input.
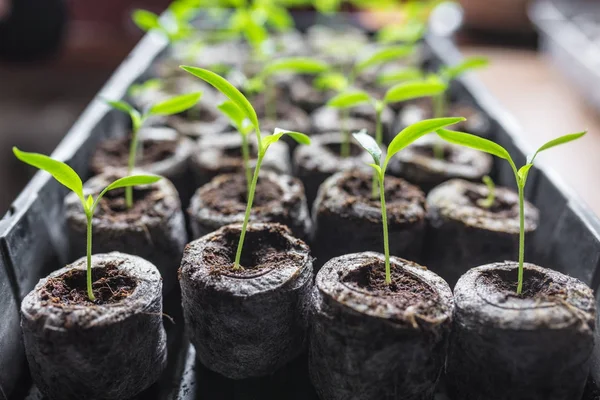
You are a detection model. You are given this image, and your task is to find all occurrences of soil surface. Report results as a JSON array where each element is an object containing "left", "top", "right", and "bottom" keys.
[
  {"left": 200, "top": 174, "right": 284, "bottom": 215},
  {"left": 323, "top": 142, "right": 363, "bottom": 157},
  {"left": 201, "top": 225, "right": 301, "bottom": 276},
  {"left": 95, "top": 185, "right": 167, "bottom": 223},
  {"left": 40, "top": 262, "right": 137, "bottom": 306},
  {"left": 93, "top": 137, "right": 177, "bottom": 169},
  {"left": 481, "top": 268, "right": 564, "bottom": 300},
  {"left": 464, "top": 189, "right": 517, "bottom": 216}
]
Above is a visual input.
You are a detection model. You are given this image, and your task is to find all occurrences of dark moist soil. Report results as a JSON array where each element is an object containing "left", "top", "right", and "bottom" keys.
[
  {"left": 40, "top": 263, "right": 137, "bottom": 306},
  {"left": 95, "top": 138, "right": 177, "bottom": 168},
  {"left": 339, "top": 173, "right": 423, "bottom": 208},
  {"left": 203, "top": 227, "right": 299, "bottom": 276},
  {"left": 324, "top": 142, "right": 363, "bottom": 157},
  {"left": 342, "top": 259, "right": 441, "bottom": 319},
  {"left": 222, "top": 144, "right": 259, "bottom": 159},
  {"left": 201, "top": 175, "right": 284, "bottom": 215},
  {"left": 411, "top": 144, "right": 462, "bottom": 163},
  {"left": 464, "top": 189, "right": 518, "bottom": 216},
  {"left": 94, "top": 186, "right": 166, "bottom": 223},
  {"left": 481, "top": 268, "right": 566, "bottom": 300}
]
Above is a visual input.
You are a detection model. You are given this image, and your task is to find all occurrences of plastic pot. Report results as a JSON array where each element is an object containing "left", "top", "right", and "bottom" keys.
[
  {"left": 21, "top": 252, "right": 167, "bottom": 400},
  {"left": 309, "top": 252, "right": 454, "bottom": 400},
  {"left": 447, "top": 262, "right": 596, "bottom": 400}
]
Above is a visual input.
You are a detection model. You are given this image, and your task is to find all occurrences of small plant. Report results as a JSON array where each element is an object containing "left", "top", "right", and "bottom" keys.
[
  {"left": 181, "top": 65, "right": 310, "bottom": 270},
  {"left": 13, "top": 148, "right": 160, "bottom": 301},
  {"left": 436, "top": 128, "right": 586, "bottom": 294},
  {"left": 478, "top": 175, "right": 495, "bottom": 209},
  {"left": 132, "top": 5, "right": 195, "bottom": 43},
  {"left": 103, "top": 91, "right": 201, "bottom": 208},
  {"left": 352, "top": 116, "right": 466, "bottom": 284}
]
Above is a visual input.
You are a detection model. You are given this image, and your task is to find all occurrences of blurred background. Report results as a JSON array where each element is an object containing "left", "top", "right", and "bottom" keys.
[{"left": 1, "top": 0, "right": 600, "bottom": 216}]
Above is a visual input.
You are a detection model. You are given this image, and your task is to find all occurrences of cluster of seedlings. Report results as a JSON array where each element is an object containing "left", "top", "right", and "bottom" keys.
[{"left": 12, "top": 1, "right": 596, "bottom": 400}]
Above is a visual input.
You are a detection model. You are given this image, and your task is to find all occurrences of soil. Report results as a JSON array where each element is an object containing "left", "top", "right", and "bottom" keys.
[
  {"left": 39, "top": 263, "right": 137, "bottom": 306},
  {"left": 411, "top": 144, "right": 455, "bottom": 161},
  {"left": 339, "top": 172, "right": 424, "bottom": 210},
  {"left": 95, "top": 185, "right": 167, "bottom": 223},
  {"left": 464, "top": 189, "right": 518, "bottom": 216},
  {"left": 480, "top": 268, "right": 564, "bottom": 300},
  {"left": 201, "top": 225, "right": 301, "bottom": 275},
  {"left": 342, "top": 259, "right": 441, "bottom": 319},
  {"left": 93, "top": 137, "right": 177, "bottom": 169},
  {"left": 222, "top": 144, "right": 259, "bottom": 159},
  {"left": 200, "top": 174, "right": 284, "bottom": 215},
  {"left": 323, "top": 142, "right": 363, "bottom": 157}
]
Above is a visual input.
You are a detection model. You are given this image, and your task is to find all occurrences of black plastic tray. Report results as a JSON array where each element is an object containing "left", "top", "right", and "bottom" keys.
[{"left": 2, "top": 19, "right": 600, "bottom": 400}]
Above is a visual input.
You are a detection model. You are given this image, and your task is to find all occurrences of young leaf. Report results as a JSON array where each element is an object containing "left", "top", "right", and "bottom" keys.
[
  {"left": 353, "top": 129, "right": 381, "bottom": 166},
  {"left": 314, "top": 72, "right": 349, "bottom": 92},
  {"left": 376, "top": 22, "right": 426, "bottom": 44},
  {"left": 442, "top": 56, "right": 489, "bottom": 81},
  {"left": 181, "top": 66, "right": 260, "bottom": 134},
  {"left": 129, "top": 78, "right": 162, "bottom": 97},
  {"left": 436, "top": 129, "right": 512, "bottom": 161},
  {"left": 355, "top": 45, "right": 415, "bottom": 74},
  {"left": 529, "top": 131, "right": 586, "bottom": 164},
  {"left": 148, "top": 92, "right": 202, "bottom": 116},
  {"left": 517, "top": 164, "right": 533, "bottom": 184},
  {"left": 383, "top": 78, "right": 447, "bottom": 104},
  {"left": 377, "top": 67, "right": 422, "bottom": 86},
  {"left": 385, "top": 118, "right": 466, "bottom": 168},
  {"left": 218, "top": 100, "right": 247, "bottom": 132},
  {"left": 86, "top": 195, "right": 94, "bottom": 211},
  {"left": 13, "top": 147, "right": 84, "bottom": 203},
  {"left": 327, "top": 90, "right": 372, "bottom": 109},
  {"left": 262, "top": 128, "right": 310, "bottom": 151},
  {"left": 262, "top": 57, "right": 330, "bottom": 77},
  {"left": 132, "top": 9, "right": 161, "bottom": 32},
  {"left": 103, "top": 99, "right": 143, "bottom": 132},
  {"left": 104, "top": 174, "right": 162, "bottom": 192},
  {"left": 262, "top": 5, "right": 294, "bottom": 31}
]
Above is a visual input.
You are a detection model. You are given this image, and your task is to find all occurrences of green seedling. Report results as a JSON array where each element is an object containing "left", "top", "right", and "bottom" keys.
[
  {"left": 132, "top": 7, "right": 195, "bottom": 43},
  {"left": 13, "top": 148, "right": 160, "bottom": 301},
  {"left": 181, "top": 65, "right": 310, "bottom": 270},
  {"left": 103, "top": 91, "right": 202, "bottom": 208},
  {"left": 478, "top": 175, "right": 495, "bottom": 209},
  {"left": 352, "top": 116, "right": 466, "bottom": 284},
  {"left": 436, "top": 128, "right": 586, "bottom": 294}
]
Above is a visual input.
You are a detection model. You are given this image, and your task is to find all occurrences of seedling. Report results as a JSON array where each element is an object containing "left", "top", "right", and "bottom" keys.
[
  {"left": 103, "top": 91, "right": 201, "bottom": 208},
  {"left": 13, "top": 148, "right": 160, "bottom": 301},
  {"left": 352, "top": 116, "right": 466, "bottom": 284},
  {"left": 132, "top": 7, "right": 195, "bottom": 43},
  {"left": 181, "top": 65, "right": 310, "bottom": 270},
  {"left": 436, "top": 128, "right": 586, "bottom": 294},
  {"left": 478, "top": 175, "right": 495, "bottom": 209}
]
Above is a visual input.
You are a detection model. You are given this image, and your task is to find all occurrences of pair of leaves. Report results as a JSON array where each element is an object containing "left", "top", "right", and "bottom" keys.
[
  {"left": 132, "top": 9, "right": 193, "bottom": 42},
  {"left": 436, "top": 129, "right": 586, "bottom": 186},
  {"left": 354, "top": 117, "right": 466, "bottom": 174},
  {"left": 13, "top": 148, "right": 160, "bottom": 215},
  {"left": 377, "top": 67, "right": 423, "bottom": 86},
  {"left": 441, "top": 56, "right": 489, "bottom": 82},
  {"left": 355, "top": 45, "right": 416, "bottom": 75},
  {"left": 261, "top": 57, "right": 330, "bottom": 78}
]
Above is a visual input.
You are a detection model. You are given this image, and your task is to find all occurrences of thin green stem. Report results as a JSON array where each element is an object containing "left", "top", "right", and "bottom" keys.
[
  {"left": 234, "top": 153, "right": 264, "bottom": 270},
  {"left": 379, "top": 172, "right": 391, "bottom": 285},
  {"left": 241, "top": 134, "right": 252, "bottom": 194},
  {"left": 477, "top": 176, "right": 495, "bottom": 209},
  {"left": 340, "top": 109, "right": 350, "bottom": 158},
  {"left": 432, "top": 93, "right": 447, "bottom": 160},
  {"left": 371, "top": 108, "right": 383, "bottom": 199},
  {"left": 517, "top": 183, "right": 525, "bottom": 295},
  {"left": 86, "top": 213, "right": 96, "bottom": 301},
  {"left": 126, "top": 128, "right": 140, "bottom": 208}
]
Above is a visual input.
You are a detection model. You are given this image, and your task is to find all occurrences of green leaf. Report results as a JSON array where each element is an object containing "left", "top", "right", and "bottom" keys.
[
  {"left": 132, "top": 9, "right": 161, "bottom": 32},
  {"left": 377, "top": 67, "right": 423, "bottom": 86},
  {"left": 355, "top": 45, "right": 415, "bottom": 74},
  {"left": 327, "top": 90, "right": 372, "bottom": 109},
  {"left": 368, "top": 163, "right": 383, "bottom": 176},
  {"left": 442, "top": 56, "right": 489, "bottom": 81},
  {"left": 148, "top": 92, "right": 202, "bottom": 116},
  {"left": 218, "top": 100, "right": 247, "bottom": 132},
  {"left": 262, "top": 57, "right": 330, "bottom": 78},
  {"left": 263, "top": 5, "right": 293, "bottom": 31},
  {"left": 262, "top": 128, "right": 310, "bottom": 152},
  {"left": 129, "top": 78, "right": 162, "bottom": 97},
  {"left": 181, "top": 66, "right": 260, "bottom": 134},
  {"left": 93, "top": 174, "right": 162, "bottom": 213},
  {"left": 13, "top": 147, "right": 84, "bottom": 203},
  {"left": 376, "top": 21, "right": 426, "bottom": 44},
  {"left": 353, "top": 129, "right": 381, "bottom": 166},
  {"left": 517, "top": 164, "right": 533, "bottom": 185},
  {"left": 383, "top": 78, "right": 447, "bottom": 104},
  {"left": 436, "top": 128, "right": 512, "bottom": 161},
  {"left": 529, "top": 131, "right": 586, "bottom": 164},
  {"left": 384, "top": 118, "right": 466, "bottom": 169},
  {"left": 314, "top": 72, "right": 349, "bottom": 92},
  {"left": 103, "top": 99, "right": 143, "bottom": 132},
  {"left": 86, "top": 195, "right": 93, "bottom": 211}
]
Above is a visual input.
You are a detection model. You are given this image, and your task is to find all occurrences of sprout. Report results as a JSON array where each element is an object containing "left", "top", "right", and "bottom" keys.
[
  {"left": 181, "top": 65, "right": 310, "bottom": 270},
  {"left": 103, "top": 91, "right": 201, "bottom": 208},
  {"left": 436, "top": 128, "right": 586, "bottom": 294},
  {"left": 477, "top": 175, "right": 495, "bottom": 209},
  {"left": 352, "top": 117, "right": 466, "bottom": 284},
  {"left": 13, "top": 148, "right": 161, "bottom": 301},
  {"left": 132, "top": 8, "right": 195, "bottom": 43}
]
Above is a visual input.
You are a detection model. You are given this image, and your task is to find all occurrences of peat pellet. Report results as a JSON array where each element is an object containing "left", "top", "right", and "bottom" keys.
[
  {"left": 285, "top": 75, "right": 333, "bottom": 113},
  {"left": 21, "top": 252, "right": 167, "bottom": 400},
  {"left": 188, "top": 171, "right": 311, "bottom": 240},
  {"left": 394, "top": 99, "right": 491, "bottom": 139},
  {"left": 310, "top": 103, "right": 394, "bottom": 136},
  {"left": 179, "top": 223, "right": 313, "bottom": 380},
  {"left": 90, "top": 126, "right": 195, "bottom": 206},
  {"left": 293, "top": 132, "right": 373, "bottom": 206},
  {"left": 447, "top": 262, "right": 596, "bottom": 400},
  {"left": 424, "top": 179, "right": 538, "bottom": 287},
  {"left": 190, "top": 132, "right": 291, "bottom": 189},
  {"left": 311, "top": 170, "right": 426, "bottom": 269},
  {"left": 65, "top": 171, "right": 187, "bottom": 293},
  {"left": 386, "top": 134, "right": 493, "bottom": 193},
  {"left": 309, "top": 252, "right": 454, "bottom": 400}
]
